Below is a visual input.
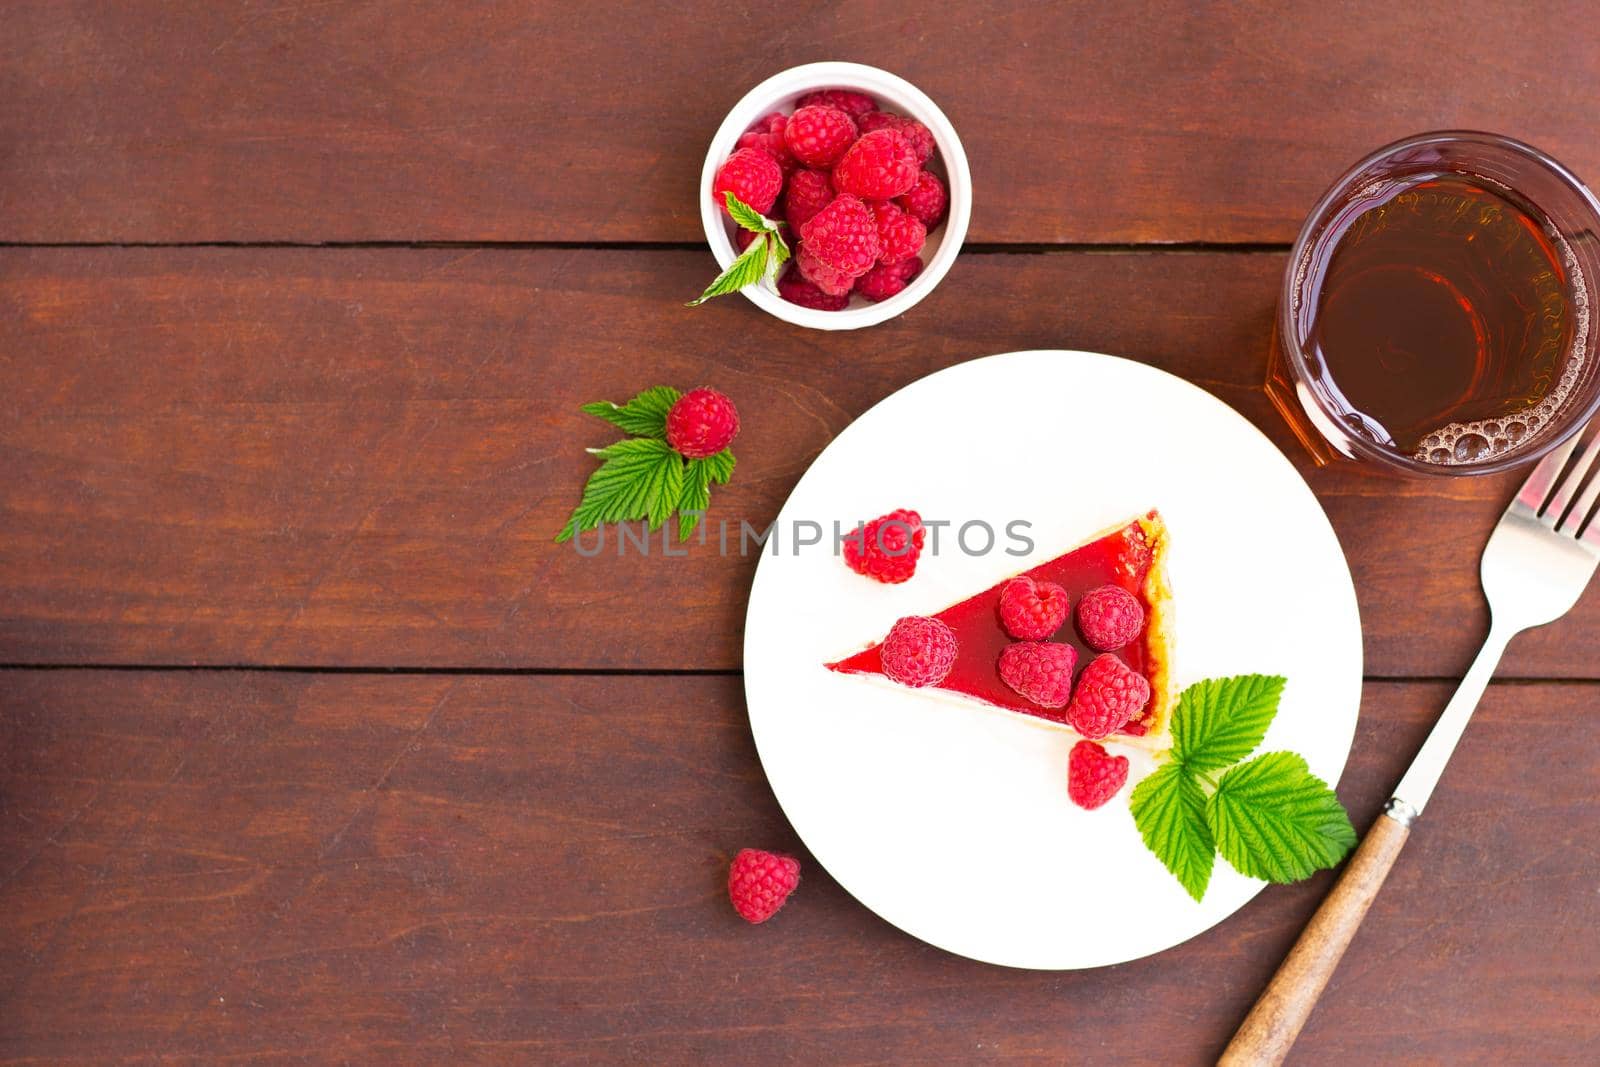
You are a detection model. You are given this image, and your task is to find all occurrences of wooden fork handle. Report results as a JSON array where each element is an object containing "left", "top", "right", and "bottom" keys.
[{"left": 1217, "top": 808, "right": 1412, "bottom": 1067}]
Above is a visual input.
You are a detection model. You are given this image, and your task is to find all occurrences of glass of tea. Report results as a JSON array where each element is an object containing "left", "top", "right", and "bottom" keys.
[{"left": 1267, "top": 131, "right": 1600, "bottom": 474}]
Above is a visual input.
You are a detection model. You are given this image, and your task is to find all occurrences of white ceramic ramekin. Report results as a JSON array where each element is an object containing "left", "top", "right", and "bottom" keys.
[{"left": 699, "top": 62, "right": 972, "bottom": 330}]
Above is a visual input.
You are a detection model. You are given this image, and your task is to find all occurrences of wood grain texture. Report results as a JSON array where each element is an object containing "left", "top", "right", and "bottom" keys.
[
  {"left": 1220, "top": 814, "right": 1410, "bottom": 1067},
  {"left": 2, "top": 245, "right": 1582, "bottom": 676},
  {"left": 4, "top": 1, "right": 1600, "bottom": 243},
  {"left": 1, "top": 670, "right": 1595, "bottom": 1064}
]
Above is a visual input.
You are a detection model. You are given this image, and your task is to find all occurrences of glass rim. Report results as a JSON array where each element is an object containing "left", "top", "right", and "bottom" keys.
[{"left": 1278, "top": 129, "right": 1600, "bottom": 476}]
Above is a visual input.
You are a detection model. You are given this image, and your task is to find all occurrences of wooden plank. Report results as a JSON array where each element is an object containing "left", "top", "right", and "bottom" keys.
[
  {"left": 0, "top": 670, "right": 1593, "bottom": 1063},
  {"left": 4, "top": 246, "right": 1583, "bottom": 677},
  {"left": 3, "top": 2, "right": 1599, "bottom": 244}
]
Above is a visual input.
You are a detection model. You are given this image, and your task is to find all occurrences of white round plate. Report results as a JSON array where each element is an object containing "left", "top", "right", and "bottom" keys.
[{"left": 743, "top": 350, "right": 1362, "bottom": 969}]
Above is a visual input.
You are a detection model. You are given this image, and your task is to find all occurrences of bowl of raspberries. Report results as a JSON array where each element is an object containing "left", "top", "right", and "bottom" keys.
[{"left": 698, "top": 62, "right": 971, "bottom": 329}]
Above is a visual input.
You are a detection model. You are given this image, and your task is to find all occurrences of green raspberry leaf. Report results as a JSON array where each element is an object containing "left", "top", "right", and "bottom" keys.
[
  {"left": 1205, "top": 751, "right": 1356, "bottom": 884},
  {"left": 555, "top": 437, "right": 687, "bottom": 542},
  {"left": 677, "top": 456, "right": 714, "bottom": 541},
  {"left": 1171, "top": 674, "right": 1286, "bottom": 773},
  {"left": 702, "top": 447, "right": 735, "bottom": 485},
  {"left": 580, "top": 385, "right": 682, "bottom": 439},
  {"left": 723, "top": 192, "right": 780, "bottom": 234},
  {"left": 687, "top": 235, "right": 770, "bottom": 307},
  {"left": 1130, "top": 762, "right": 1216, "bottom": 902}
]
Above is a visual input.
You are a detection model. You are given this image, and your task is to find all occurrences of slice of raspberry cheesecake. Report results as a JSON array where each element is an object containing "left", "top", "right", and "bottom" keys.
[{"left": 826, "top": 511, "right": 1175, "bottom": 747}]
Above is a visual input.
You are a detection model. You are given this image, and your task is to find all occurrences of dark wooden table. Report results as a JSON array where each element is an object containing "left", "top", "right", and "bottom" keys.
[{"left": 3, "top": 3, "right": 1598, "bottom": 1063}]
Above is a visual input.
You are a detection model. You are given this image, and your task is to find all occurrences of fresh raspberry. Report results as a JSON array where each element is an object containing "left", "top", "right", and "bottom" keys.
[
  {"left": 1076, "top": 585, "right": 1145, "bottom": 651},
  {"left": 997, "top": 642, "right": 1078, "bottom": 708},
  {"left": 1067, "top": 654, "right": 1151, "bottom": 739},
  {"left": 832, "top": 129, "right": 920, "bottom": 200},
  {"left": 879, "top": 615, "right": 957, "bottom": 687},
  {"left": 799, "top": 195, "right": 880, "bottom": 277},
  {"left": 665, "top": 387, "right": 740, "bottom": 459},
  {"left": 712, "top": 147, "right": 783, "bottom": 215},
  {"left": 998, "top": 576, "right": 1070, "bottom": 640},
  {"left": 728, "top": 848, "right": 801, "bottom": 923},
  {"left": 777, "top": 264, "right": 849, "bottom": 311},
  {"left": 868, "top": 200, "right": 926, "bottom": 265},
  {"left": 857, "top": 258, "right": 922, "bottom": 303},
  {"left": 796, "top": 89, "right": 877, "bottom": 121},
  {"left": 843, "top": 508, "right": 925, "bottom": 584},
  {"left": 737, "top": 113, "right": 796, "bottom": 174},
  {"left": 856, "top": 113, "right": 934, "bottom": 164},
  {"left": 896, "top": 170, "right": 948, "bottom": 229},
  {"left": 784, "top": 169, "right": 835, "bottom": 233},
  {"left": 784, "top": 105, "right": 858, "bottom": 168},
  {"left": 796, "top": 245, "right": 857, "bottom": 297},
  {"left": 1067, "top": 741, "right": 1129, "bottom": 810}
]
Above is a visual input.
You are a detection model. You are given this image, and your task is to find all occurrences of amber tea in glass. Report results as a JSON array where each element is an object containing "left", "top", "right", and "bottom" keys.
[{"left": 1268, "top": 132, "right": 1600, "bottom": 474}]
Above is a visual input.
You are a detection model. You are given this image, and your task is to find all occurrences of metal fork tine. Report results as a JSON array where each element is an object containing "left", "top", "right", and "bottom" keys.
[
  {"left": 1559, "top": 440, "right": 1600, "bottom": 536},
  {"left": 1537, "top": 422, "right": 1600, "bottom": 524},
  {"left": 1516, "top": 430, "right": 1584, "bottom": 515}
]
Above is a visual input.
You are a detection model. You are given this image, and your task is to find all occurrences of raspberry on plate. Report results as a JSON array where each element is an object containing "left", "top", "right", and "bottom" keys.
[
  {"left": 998, "top": 576, "right": 1070, "bottom": 640},
  {"left": 778, "top": 264, "right": 850, "bottom": 310},
  {"left": 998, "top": 641, "right": 1078, "bottom": 708},
  {"left": 843, "top": 508, "right": 925, "bottom": 583},
  {"left": 728, "top": 848, "right": 801, "bottom": 923},
  {"left": 665, "top": 388, "right": 740, "bottom": 459},
  {"left": 799, "top": 195, "right": 880, "bottom": 277},
  {"left": 796, "top": 245, "right": 857, "bottom": 297},
  {"left": 868, "top": 200, "right": 926, "bottom": 265},
  {"left": 1076, "top": 585, "right": 1146, "bottom": 651},
  {"left": 784, "top": 104, "right": 858, "bottom": 168},
  {"left": 832, "top": 129, "right": 920, "bottom": 200},
  {"left": 796, "top": 88, "right": 878, "bottom": 121},
  {"left": 784, "top": 168, "right": 835, "bottom": 233},
  {"left": 856, "top": 257, "right": 922, "bottom": 303},
  {"left": 1067, "top": 653, "right": 1151, "bottom": 740},
  {"left": 1067, "top": 740, "right": 1130, "bottom": 810},
  {"left": 879, "top": 615, "right": 957, "bottom": 687},
  {"left": 896, "top": 170, "right": 948, "bottom": 228},
  {"left": 712, "top": 147, "right": 783, "bottom": 215}
]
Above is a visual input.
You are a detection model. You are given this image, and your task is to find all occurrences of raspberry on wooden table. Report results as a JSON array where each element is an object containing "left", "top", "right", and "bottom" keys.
[
  {"left": 728, "top": 848, "right": 801, "bottom": 923},
  {"left": 879, "top": 615, "right": 958, "bottom": 687},
  {"left": 712, "top": 147, "right": 783, "bottom": 215},
  {"left": 832, "top": 129, "right": 920, "bottom": 200},
  {"left": 843, "top": 508, "right": 925, "bottom": 583},
  {"left": 998, "top": 641, "right": 1078, "bottom": 708},
  {"left": 1067, "top": 741, "right": 1130, "bottom": 810},
  {"left": 856, "top": 257, "right": 922, "bottom": 303},
  {"left": 998, "top": 576, "right": 1071, "bottom": 640},
  {"left": 1067, "top": 654, "right": 1151, "bottom": 739},
  {"left": 665, "top": 388, "right": 740, "bottom": 459},
  {"left": 784, "top": 104, "right": 858, "bottom": 167}
]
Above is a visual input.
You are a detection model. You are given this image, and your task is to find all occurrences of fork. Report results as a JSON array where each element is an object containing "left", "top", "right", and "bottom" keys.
[{"left": 1218, "top": 425, "right": 1600, "bottom": 1067}]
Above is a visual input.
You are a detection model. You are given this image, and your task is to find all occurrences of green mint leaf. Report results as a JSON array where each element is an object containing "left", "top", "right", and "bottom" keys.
[
  {"left": 723, "top": 192, "right": 779, "bottom": 234},
  {"left": 1171, "top": 674, "right": 1286, "bottom": 773},
  {"left": 1205, "top": 751, "right": 1356, "bottom": 884},
  {"left": 677, "top": 457, "right": 714, "bottom": 541},
  {"left": 1129, "top": 762, "right": 1216, "bottom": 902},
  {"left": 580, "top": 385, "right": 682, "bottom": 439},
  {"left": 555, "top": 438, "right": 687, "bottom": 542},
  {"left": 687, "top": 236, "right": 769, "bottom": 307}
]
